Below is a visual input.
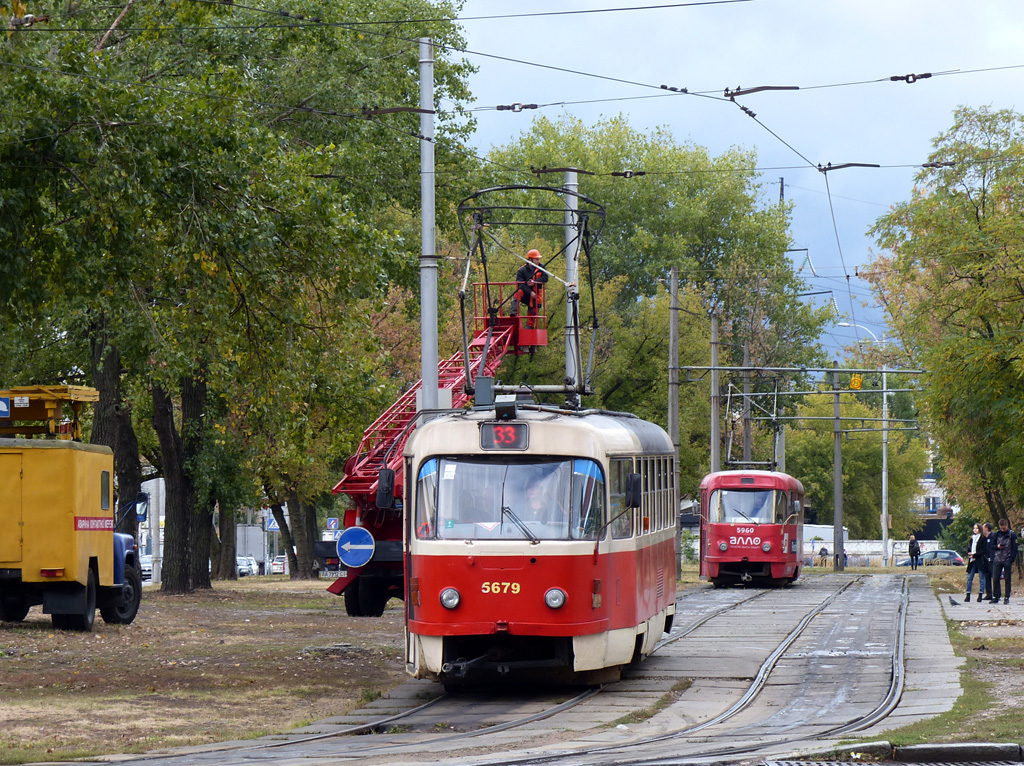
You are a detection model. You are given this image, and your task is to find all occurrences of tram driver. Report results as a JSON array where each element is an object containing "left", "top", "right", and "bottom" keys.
[{"left": 519, "top": 472, "right": 568, "bottom": 528}]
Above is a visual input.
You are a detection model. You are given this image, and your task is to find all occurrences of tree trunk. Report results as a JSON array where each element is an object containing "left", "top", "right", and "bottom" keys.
[
  {"left": 151, "top": 373, "right": 209, "bottom": 593},
  {"left": 287, "top": 490, "right": 316, "bottom": 579},
  {"left": 182, "top": 374, "right": 212, "bottom": 591},
  {"left": 212, "top": 503, "right": 238, "bottom": 580},
  {"left": 89, "top": 327, "right": 143, "bottom": 538},
  {"left": 152, "top": 383, "right": 193, "bottom": 594}
]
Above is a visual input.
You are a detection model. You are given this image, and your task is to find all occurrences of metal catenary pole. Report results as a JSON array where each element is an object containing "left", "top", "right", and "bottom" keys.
[
  {"left": 418, "top": 38, "right": 438, "bottom": 410},
  {"left": 710, "top": 314, "right": 721, "bottom": 473},
  {"left": 882, "top": 365, "right": 890, "bottom": 566},
  {"left": 564, "top": 170, "right": 580, "bottom": 389},
  {"left": 833, "top": 360, "right": 844, "bottom": 571},
  {"left": 669, "top": 267, "right": 680, "bottom": 579},
  {"left": 742, "top": 341, "right": 751, "bottom": 464}
]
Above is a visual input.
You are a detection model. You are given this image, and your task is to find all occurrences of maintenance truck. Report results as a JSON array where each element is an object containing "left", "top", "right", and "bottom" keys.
[{"left": 0, "top": 386, "right": 144, "bottom": 631}]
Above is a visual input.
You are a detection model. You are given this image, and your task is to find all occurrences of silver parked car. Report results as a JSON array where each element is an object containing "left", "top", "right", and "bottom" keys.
[{"left": 139, "top": 554, "right": 153, "bottom": 582}]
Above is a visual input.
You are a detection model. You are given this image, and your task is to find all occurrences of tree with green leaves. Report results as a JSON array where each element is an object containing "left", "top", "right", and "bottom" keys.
[
  {"left": 0, "top": 0, "right": 476, "bottom": 592},
  {"left": 869, "top": 106, "right": 1024, "bottom": 528}
]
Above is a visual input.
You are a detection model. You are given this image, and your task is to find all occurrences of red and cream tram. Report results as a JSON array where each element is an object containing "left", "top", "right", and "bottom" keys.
[
  {"left": 403, "top": 401, "right": 677, "bottom": 686},
  {"left": 699, "top": 470, "right": 804, "bottom": 587}
]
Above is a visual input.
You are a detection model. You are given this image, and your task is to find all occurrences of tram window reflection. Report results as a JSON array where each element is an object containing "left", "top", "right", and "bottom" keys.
[
  {"left": 415, "top": 457, "right": 606, "bottom": 540},
  {"left": 708, "top": 489, "right": 777, "bottom": 524}
]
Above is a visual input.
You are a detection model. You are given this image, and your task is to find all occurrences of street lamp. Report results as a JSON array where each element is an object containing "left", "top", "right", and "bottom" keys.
[{"left": 838, "top": 322, "right": 890, "bottom": 566}]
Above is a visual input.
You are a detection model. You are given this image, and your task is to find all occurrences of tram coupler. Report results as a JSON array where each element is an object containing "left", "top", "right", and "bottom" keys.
[
  {"left": 740, "top": 571, "right": 753, "bottom": 583},
  {"left": 441, "top": 651, "right": 497, "bottom": 678}
]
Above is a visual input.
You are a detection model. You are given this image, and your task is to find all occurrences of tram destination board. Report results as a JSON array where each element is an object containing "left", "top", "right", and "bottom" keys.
[{"left": 480, "top": 422, "right": 529, "bottom": 450}]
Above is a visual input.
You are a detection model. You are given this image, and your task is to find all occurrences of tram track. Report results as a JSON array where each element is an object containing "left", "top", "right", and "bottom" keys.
[
  {"left": 87, "top": 575, "right": 912, "bottom": 766},
  {"left": 487, "top": 574, "right": 912, "bottom": 766},
  {"left": 244, "top": 581, "right": 848, "bottom": 765},
  {"left": 239, "top": 587, "right": 773, "bottom": 760}
]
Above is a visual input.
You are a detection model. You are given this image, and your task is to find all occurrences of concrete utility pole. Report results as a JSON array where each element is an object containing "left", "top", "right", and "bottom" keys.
[
  {"left": 564, "top": 170, "right": 579, "bottom": 389},
  {"left": 710, "top": 314, "right": 721, "bottom": 473},
  {"left": 833, "top": 360, "right": 844, "bottom": 571},
  {"left": 418, "top": 38, "right": 438, "bottom": 411}
]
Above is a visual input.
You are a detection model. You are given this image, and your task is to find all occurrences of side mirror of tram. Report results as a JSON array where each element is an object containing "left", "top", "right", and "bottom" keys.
[
  {"left": 376, "top": 468, "right": 396, "bottom": 509},
  {"left": 625, "top": 473, "right": 642, "bottom": 508}
]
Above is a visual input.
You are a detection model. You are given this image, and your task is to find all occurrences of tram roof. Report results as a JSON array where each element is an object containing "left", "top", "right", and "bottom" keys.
[
  {"left": 406, "top": 405, "right": 674, "bottom": 459},
  {"left": 699, "top": 470, "right": 804, "bottom": 493}
]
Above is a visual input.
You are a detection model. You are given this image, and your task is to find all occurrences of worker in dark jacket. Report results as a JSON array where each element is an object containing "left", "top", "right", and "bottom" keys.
[
  {"left": 990, "top": 518, "right": 1018, "bottom": 604},
  {"left": 510, "top": 249, "right": 548, "bottom": 329}
]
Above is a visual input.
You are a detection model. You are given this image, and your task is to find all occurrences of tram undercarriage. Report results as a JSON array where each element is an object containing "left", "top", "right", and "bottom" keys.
[{"left": 711, "top": 560, "right": 798, "bottom": 587}]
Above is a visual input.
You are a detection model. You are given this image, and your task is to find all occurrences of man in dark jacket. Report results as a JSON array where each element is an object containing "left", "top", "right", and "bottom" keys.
[
  {"left": 973, "top": 523, "right": 992, "bottom": 604},
  {"left": 991, "top": 518, "right": 1018, "bottom": 604}
]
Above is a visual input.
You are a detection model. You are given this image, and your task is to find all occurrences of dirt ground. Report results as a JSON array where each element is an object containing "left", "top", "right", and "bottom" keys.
[{"left": 0, "top": 578, "right": 407, "bottom": 764}]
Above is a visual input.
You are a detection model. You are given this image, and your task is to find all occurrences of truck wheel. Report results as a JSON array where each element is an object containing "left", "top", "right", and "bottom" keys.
[
  {"left": 0, "top": 600, "right": 29, "bottom": 622},
  {"left": 343, "top": 580, "right": 365, "bottom": 617},
  {"left": 101, "top": 563, "right": 142, "bottom": 625},
  {"left": 358, "top": 578, "right": 388, "bottom": 617},
  {"left": 65, "top": 568, "right": 97, "bottom": 632}
]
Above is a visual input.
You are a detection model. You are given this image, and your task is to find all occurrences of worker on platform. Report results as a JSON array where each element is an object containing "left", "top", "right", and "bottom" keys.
[{"left": 510, "top": 249, "right": 548, "bottom": 329}]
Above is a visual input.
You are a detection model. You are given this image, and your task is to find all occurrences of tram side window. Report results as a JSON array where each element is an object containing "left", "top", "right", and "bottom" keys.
[
  {"left": 658, "top": 456, "right": 667, "bottom": 530},
  {"left": 610, "top": 458, "right": 633, "bottom": 539},
  {"left": 775, "top": 491, "right": 788, "bottom": 523},
  {"left": 642, "top": 458, "right": 654, "bottom": 534},
  {"left": 415, "top": 459, "right": 439, "bottom": 538},
  {"left": 668, "top": 458, "right": 676, "bottom": 529},
  {"left": 570, "top": 459, "right": 605, "bottom": 540}
]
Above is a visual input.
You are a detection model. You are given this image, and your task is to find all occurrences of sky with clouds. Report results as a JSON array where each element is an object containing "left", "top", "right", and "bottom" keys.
[{"left": 448, "top": 0, "right": 1024, "bottom": 357}]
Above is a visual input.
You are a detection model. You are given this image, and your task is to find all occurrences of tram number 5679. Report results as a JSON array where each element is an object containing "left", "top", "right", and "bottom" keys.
[{"left": 481, "top": 582, "right": 521, "bottom": 595}]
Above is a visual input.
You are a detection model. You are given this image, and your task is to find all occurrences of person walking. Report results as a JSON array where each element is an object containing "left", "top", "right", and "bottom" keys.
[
  {"left": 981, "top": 522, "right": 995, "bottom": 602},
  {"left": 510, "top": 249, "right": 548, "bottom": 329},
  {"left": 965, "top": 522, "right": 985, "bottom": 602},
  {"left": 908, "top": 535, "right": 921, "bottom": 570},
  {"left": 990, "top": 518, "right": 1018, "bottom": 604}
]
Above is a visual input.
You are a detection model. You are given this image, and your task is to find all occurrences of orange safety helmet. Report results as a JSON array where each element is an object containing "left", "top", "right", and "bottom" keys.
[{"left": 526, "top": 249, "right": 541, "bottom": 261}]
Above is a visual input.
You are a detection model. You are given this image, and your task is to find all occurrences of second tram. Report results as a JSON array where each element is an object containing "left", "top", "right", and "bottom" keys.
[
  {"left": 699, "top": 470, "right": 804, "bottom": 587},
  {"left": 402, "top": 400, "right": 677, "bottom": 687}
]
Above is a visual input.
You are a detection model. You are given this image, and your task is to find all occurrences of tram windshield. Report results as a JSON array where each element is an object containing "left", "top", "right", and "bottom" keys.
[
  {"left": 708, "top": 489, "right": 789, "bottom": 524},
  {"left": 414, "top": 457, "right": 605, "bottom": 541}
]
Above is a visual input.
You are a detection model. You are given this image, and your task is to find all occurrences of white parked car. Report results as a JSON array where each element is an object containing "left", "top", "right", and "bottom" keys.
[
  {"left": 139, "top": 554, "right": 153, "bottom": 582},
  {"left": 270, "top": 555, "right": 286, "bottom": 575}
]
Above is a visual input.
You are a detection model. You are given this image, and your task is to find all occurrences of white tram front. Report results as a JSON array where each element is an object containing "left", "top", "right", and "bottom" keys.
[{"left": 403, "top": 403, "right": 677, "bottom": 686}]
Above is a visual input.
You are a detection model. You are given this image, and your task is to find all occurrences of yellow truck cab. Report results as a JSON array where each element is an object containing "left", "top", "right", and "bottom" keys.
[{"left": 0, "top": 386, "right": 143, "bottom": 631}]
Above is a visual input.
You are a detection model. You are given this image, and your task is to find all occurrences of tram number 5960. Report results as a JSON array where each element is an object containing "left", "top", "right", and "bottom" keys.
[{"left": 482, "top": 582, "right": 521, "bottom": 595}]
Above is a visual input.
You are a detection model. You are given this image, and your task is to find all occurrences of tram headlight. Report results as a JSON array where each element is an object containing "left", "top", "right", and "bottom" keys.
[
  {"left": 544, "top": 588, "right": 567, "bottom": 609},
  {"left": 718, "top": 541, "right": 728, "bottom": 552},
  {"left": 440, "top": 587, "right": 461, "bottom": 609},
  {"left": 761, "top": 541, "right": 772, "bottom": 552}
]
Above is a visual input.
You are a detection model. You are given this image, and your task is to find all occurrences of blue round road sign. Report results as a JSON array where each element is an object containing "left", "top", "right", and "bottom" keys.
[{"left": 336, "top": 527, "right": 376, "bottom": 568}]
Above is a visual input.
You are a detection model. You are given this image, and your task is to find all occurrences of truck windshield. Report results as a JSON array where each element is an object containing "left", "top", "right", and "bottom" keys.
[
  {"left": 709, "top": 489, "right": 787, "bottom": 524},
  {"left": 414, "top": 457, "right": 605, "bottom": 541}
]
